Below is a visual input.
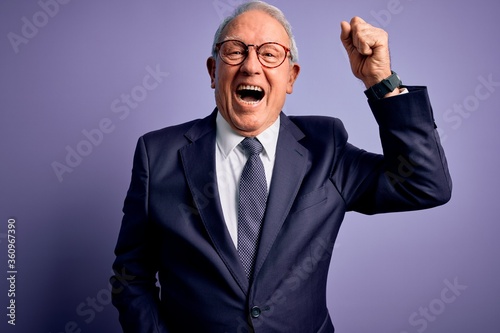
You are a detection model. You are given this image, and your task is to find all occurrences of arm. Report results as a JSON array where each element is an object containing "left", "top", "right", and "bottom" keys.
[
  {"left": 111, "top": 137, "right": 169, "bottom": 333},
  {"left": 333, "top": 86, "right": 452, "bottom": 214},
  {"left": 336, "top": 17, "right": 452, "bottom": 213}
]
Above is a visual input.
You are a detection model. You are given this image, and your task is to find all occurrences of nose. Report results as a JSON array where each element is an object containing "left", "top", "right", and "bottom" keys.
[{"left": 239, "top": 45, "right": 262, "bottom": 75}]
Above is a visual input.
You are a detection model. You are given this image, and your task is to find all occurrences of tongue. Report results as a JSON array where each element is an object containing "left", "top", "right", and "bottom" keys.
[{"left": 242, "top": 95, "right": 259, "bottom": 102}]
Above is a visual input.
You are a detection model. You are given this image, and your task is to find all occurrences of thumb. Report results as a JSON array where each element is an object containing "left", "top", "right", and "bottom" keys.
[{"left": 340, "top": 21, "right": 353, "bottom": 51}]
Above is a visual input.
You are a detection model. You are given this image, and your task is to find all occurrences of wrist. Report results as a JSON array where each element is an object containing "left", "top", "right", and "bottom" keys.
[
  {"left": 364, "top": 71, "right": 402, "bottom": 100},
  {"left": 383, "top": 87, "right": 401, "bottom": 98},
  {"left": 362, "top": 70, "right": 393, "bottom": 89}
]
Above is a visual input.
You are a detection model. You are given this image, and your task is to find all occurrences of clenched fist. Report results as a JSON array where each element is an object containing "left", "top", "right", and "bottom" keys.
[{"left": 341, "top": 17, "right": 400, "bottom": 97}]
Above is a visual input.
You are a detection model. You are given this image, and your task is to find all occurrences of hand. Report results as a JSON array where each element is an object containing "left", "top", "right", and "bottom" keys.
[{"left": 340, "top": 17, "right": 395, "bottom": 91}]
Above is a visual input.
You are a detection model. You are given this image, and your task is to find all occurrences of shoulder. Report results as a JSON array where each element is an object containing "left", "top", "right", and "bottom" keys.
[
  {"left": 140, "top": 110, "right": 216, "bottom": 149},
  {"left": 142, "top": 118, "right": 199, "bottom": 145},
  {"left": 285, "top": 114, "right": 348, "bottom": 144},
  {"left": 288, "top": 114, "right": 344, "bottom": 129}
]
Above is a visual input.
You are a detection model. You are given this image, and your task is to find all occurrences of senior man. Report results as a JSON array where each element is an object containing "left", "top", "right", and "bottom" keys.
[{"left": 111, "top": 1, "right": 452, "bottom": 332}]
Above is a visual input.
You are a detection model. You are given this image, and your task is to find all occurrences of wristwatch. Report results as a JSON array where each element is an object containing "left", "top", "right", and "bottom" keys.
[{"left": 364, "top": 71, "right": 402, "bottom": 100}]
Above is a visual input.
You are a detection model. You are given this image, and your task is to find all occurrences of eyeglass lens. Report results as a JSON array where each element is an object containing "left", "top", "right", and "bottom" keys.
[{"left": 219, "top": 40, "right": 287, "bottom": 67}]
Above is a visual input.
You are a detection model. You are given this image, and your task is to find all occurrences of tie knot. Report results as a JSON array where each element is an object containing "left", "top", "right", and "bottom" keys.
[{"left": 241, "top": 138, "right": 263, "bottom": 156}]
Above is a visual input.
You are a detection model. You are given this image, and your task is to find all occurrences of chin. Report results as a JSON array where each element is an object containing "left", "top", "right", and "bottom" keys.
[{"left": 226, "top": 115, "right": 260, "bottom": 134}]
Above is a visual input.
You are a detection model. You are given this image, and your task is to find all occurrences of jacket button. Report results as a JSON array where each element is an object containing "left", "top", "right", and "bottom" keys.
[{"left": 250, "top": 306, "right": 261, "bottom": 318}]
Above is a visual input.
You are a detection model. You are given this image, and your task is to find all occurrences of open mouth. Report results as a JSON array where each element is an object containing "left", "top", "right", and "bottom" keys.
[{"left": 236, "top": 85, "right": 265, "bottom": 104}]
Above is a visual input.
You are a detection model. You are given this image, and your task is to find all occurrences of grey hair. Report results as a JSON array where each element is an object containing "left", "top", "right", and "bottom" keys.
[{"left": 211, "top": 1, "right": 299, "bottom": 63}]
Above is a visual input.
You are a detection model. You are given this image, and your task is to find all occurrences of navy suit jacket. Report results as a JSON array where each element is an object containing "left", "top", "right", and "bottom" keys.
[{"left": 111, "top": 86, "right": 452, "bottom": 332}]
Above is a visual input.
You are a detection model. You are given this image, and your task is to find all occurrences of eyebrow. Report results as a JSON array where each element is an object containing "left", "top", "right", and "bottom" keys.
[
  {"left": 221, "top": 35, "right": 242, "bottom": 42},
  {"left": 220, "top": 35, "right": 287, "bottom": 47}
]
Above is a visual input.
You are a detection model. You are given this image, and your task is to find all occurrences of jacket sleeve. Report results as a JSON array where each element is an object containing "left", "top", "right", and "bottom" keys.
[
  {"left": 111, "top": 136, "right": 169, "bottom": 333},
  {"left": 332, "top": 86, "right": 452, "bottom": 214}
]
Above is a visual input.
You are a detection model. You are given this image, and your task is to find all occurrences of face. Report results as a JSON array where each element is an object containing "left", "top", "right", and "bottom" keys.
[{"left": 207, "top": 10, "right": 300, "bottom": 137}]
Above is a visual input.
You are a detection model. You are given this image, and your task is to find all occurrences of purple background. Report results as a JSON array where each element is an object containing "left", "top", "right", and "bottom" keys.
[{"left": 1, "top": 0, "right": 499, "bottom": 332}]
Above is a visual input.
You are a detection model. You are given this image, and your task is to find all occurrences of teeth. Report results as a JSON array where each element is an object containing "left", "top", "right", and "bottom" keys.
[
  {"left": 236, "top": 84, "right": 264, "bottom": 104},
  {"left": 237, "top": 85, "right": 263, "bottom": 92}
]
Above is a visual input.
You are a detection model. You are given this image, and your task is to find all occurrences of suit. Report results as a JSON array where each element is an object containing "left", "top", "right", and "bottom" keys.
[{"left": 111, "top": 86, "right": 452, "bottom": 332}]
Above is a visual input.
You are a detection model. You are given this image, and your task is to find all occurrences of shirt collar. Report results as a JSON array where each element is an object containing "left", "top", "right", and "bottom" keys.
[{"left": 216, "top": 111, "right": 280, "bottom": 161}]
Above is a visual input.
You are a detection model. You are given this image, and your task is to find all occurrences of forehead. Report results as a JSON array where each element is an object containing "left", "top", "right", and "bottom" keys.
[{"left": 221, "top": 10, "right": 289, "bottom": 44}]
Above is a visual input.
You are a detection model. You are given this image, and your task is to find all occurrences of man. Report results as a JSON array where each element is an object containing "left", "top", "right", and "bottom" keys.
[{"left": 111, "top": 1, "right": 452, "bottom": 332}]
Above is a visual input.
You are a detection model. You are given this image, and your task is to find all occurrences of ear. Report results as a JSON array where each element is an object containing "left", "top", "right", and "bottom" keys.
[
  {"left": 206, "top": 57, "right": 216, "bottom": 89},
  {"left": 286, "top": 63, "right": 300, "bottom": 94}
]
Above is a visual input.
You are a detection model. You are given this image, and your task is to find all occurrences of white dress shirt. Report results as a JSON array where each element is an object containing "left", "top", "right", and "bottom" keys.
[{"left": 215, "top": 112, "right": 280, "bottom": 248}]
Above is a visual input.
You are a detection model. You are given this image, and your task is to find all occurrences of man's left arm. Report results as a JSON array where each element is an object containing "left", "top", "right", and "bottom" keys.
[{"left": 338, "top": 17, "right": 452, "bottom": 212}]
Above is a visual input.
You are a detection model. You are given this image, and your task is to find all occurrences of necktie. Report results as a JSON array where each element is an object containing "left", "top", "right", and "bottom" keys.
[{"left": 238, "top": 137, "right": 267, "bottom": 279}]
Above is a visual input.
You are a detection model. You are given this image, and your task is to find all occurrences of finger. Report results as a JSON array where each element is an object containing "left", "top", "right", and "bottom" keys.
[
  {"left": 349, "top": 17, "right": 374, "bottom": 56},
  {"left": 355, "top": 33, "right": 374, "bottom": 56},
  {"left": 340, "top": 21, "right": 353, "bottom": 51},
  {"left": 350, "top": 16, "right": 366, "bottom": 25},
  {"left": 357, "top": 27, "right": 388, "bottom": 57},
  {"left": 340, "top": 21, "right": 354, "bottom": 52}
]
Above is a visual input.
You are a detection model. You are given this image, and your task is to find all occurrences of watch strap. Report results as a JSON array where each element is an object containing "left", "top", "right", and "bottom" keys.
[{"left": 364, "top": 71, "right": 402, "bottom": 100}]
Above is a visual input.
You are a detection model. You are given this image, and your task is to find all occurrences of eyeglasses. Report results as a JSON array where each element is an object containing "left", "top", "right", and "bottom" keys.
[{"left": 215, "top": 40, "right": 290, "bottom": 68}]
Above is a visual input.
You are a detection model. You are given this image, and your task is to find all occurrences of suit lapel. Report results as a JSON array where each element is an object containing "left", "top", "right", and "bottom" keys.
[
  {"left": 180, "top": 110, "right": 249, "bottom": 294},
  {"left": 179, "top": 111, "right": 309, "bottom": 291},
  {"left": 253, "top": 113, "right": 309, "bottom": 279}
]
